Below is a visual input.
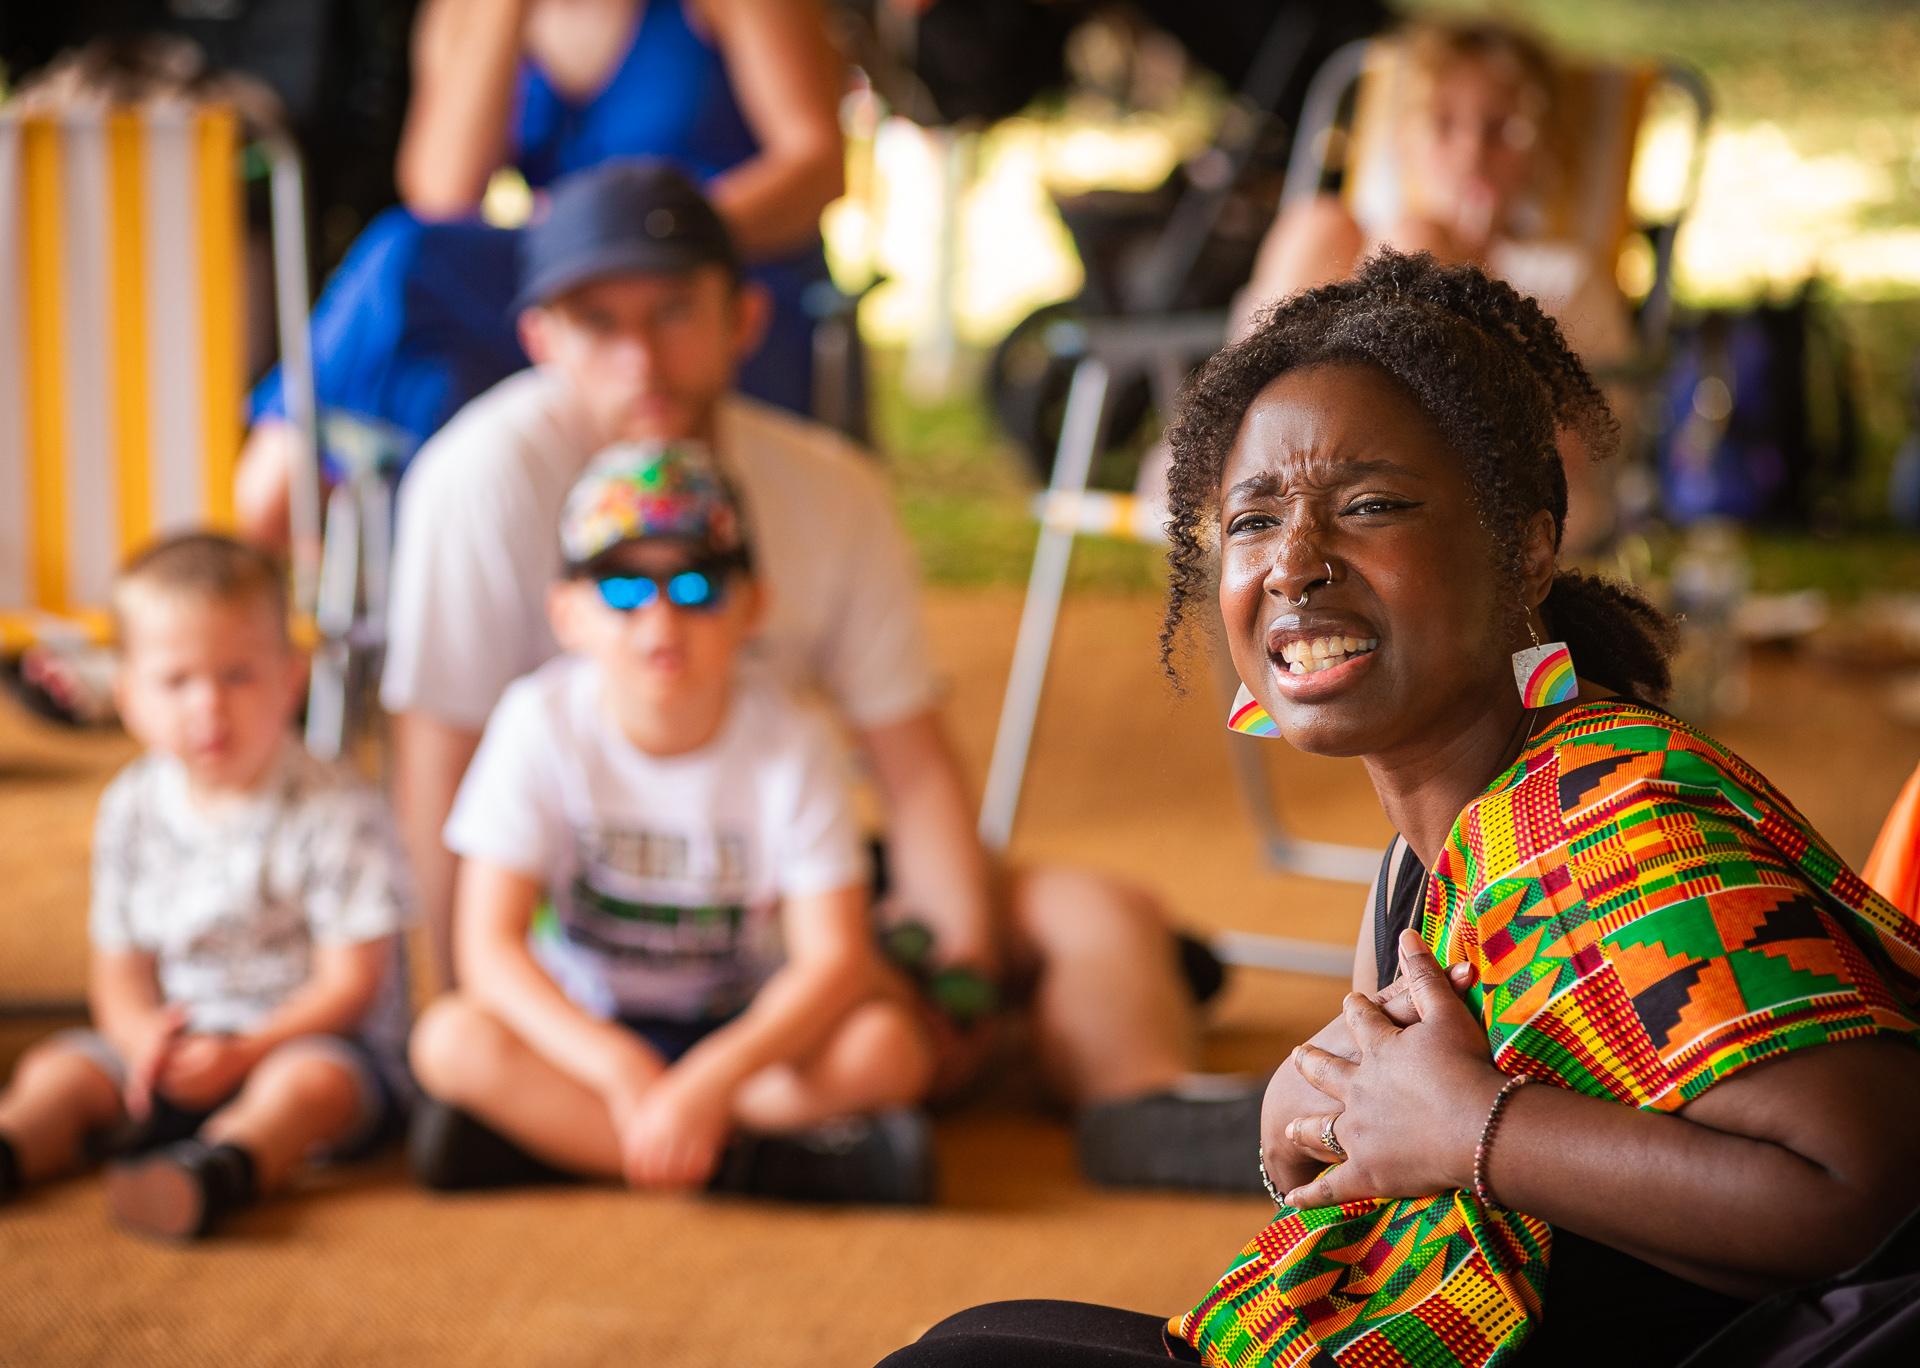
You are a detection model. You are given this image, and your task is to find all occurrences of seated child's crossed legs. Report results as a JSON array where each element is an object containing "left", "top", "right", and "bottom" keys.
[
  {"left": 0, "top": 1030, "right": 387, "bottom": 1195},
  {"left": 409, "top": 968, "right": 933, "bottom": 1187}
]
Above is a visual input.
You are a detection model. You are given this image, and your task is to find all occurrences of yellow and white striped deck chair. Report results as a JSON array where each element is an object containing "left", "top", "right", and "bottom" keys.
[{"left": 0, "top": 101, "right": 319, "bottom": 667}]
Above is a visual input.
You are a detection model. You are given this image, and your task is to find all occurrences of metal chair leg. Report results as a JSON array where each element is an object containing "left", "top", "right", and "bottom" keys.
[
  {"left": 304, "top": 481, "right": 358, "bottom": 763},
  {"left": 979, "top": 357, "right": 1112, "bottom": 851}
]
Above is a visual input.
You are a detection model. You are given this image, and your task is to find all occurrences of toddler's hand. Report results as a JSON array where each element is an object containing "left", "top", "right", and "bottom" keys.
[
  {"left": 613, "top": 1076, "right": 733, "bottom": 1191},
  {"left": 125, "top": 1006, "right": 190, "bottom": 1120},
  {"left": 156, "top": 1034, "right": 258, "bottom": 1110}
]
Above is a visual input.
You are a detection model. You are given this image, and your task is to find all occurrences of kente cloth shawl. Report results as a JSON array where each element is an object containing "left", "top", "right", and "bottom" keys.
[{"left": 1171, "top": 699, "right": 1920, "bottom": 1367}]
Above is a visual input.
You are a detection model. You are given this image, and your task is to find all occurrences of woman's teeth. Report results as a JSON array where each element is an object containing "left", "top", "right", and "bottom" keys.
[{"left": 1282, "top": 635, "right": 1379, "bottom": 675}]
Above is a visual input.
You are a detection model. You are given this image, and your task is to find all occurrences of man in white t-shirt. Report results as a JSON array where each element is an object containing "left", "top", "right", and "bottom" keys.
[{"left": 384, "top": 161, "right": 1258, "bottom": 1191}]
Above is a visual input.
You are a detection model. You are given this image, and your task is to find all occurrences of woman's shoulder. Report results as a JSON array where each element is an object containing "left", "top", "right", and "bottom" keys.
[
  {"left": 1531, "top": 697, "right": 1783, "bottom": 815},
  {"left": 1489, "top": 697, "right": 1900, "bottom": 940}
]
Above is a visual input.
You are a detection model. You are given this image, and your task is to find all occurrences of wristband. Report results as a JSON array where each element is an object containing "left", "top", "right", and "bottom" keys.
[
  {"left": 880, "top": 918, "right": 1001, "bottom": 1028},
  {"left": 928, "top": 965, "right": 1000, "bottom": 1029}
]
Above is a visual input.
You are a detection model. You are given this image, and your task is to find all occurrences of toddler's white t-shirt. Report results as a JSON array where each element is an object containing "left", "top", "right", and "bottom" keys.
[
  {"left": 88, "top": 740, "right": 414, "bottom": 1078},
  {"left": 443, "top": 656, "right": 870, "bottom": 1022}
]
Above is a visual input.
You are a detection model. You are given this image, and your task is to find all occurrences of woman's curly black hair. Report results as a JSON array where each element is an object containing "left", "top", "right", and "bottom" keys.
[{"left": 1162, "top": 249, "right": 1676, "bottom": 702}]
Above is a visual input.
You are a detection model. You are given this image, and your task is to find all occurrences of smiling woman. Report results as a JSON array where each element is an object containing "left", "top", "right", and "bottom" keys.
[{"left": 876, "top": 252, "right": 1920, "bottom": 1368}]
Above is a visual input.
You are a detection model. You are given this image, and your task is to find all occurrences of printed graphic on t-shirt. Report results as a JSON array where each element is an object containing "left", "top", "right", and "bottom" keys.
[
  {"left": 566, "top": 880, "right": 749, "bottom": 964},
  {"left": 546, "top": 822, "right": 777, "bottom": 1017},
  {"left": 581, "top": 825, "right": 752, "bottom": 885}
]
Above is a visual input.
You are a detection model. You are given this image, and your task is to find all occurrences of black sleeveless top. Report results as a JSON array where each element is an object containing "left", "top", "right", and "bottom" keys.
[{"left": 1372, "top": 839, "right": 1748, "bottom": 1366}]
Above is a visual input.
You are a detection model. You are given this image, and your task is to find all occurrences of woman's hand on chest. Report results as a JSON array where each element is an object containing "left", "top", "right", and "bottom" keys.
[{"left": 1279, "top": 930, "right": 1505, "bottom": 1209}]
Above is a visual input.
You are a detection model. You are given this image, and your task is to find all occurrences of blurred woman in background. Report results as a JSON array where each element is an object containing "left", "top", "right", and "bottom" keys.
[
  {"left": 1230, "top": 17, "right": 1631, "bottom": 554},
  {"left": 236, "top": 0, "right": 846, "bottom": 546}
]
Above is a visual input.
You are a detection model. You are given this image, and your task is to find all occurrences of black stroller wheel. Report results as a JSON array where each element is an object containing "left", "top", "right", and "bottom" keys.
[{"left": 988, "top": 303, "right": 1153, "bottom": 484}]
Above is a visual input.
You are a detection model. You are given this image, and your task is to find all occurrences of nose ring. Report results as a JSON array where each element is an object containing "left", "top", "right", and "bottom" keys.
[{"left": 1288, "top": 561, "right": 1334, "bottom": 609}]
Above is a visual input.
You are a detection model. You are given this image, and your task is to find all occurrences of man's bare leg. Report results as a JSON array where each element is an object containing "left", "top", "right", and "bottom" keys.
[
  {"left": 1005, "top": 865, "right": 1197, "bottom": 1105},
  {"left": 1005, "top": 865, "right": 1265, "bottom": 1192}
]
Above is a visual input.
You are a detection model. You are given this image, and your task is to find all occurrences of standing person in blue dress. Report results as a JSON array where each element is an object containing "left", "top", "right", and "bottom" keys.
[{"left": 236, "top": 0, "right": 846, "bottom": 547}]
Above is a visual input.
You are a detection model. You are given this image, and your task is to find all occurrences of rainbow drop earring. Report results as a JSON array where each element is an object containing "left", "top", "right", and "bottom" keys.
[
  {"left": 1511, "top": 612, "right": 1577, "bottom": 708},
  {"left": 1226, "top": 683, "right": 1278, "bottom": 737}
]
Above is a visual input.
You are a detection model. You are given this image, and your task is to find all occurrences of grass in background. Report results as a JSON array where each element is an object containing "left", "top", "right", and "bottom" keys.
[
  {"left": 876, "top": 0, "right": 1920, "bottom": 596},
  {"left": 874, "top": 349, "right": 1167, "bottom": 592}
]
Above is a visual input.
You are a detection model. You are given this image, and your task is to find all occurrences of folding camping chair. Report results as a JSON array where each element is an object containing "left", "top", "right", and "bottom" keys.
[
  {"left": 0, "top": 97, "right": 387, "bottom": 767},
  {"left": 978, "top": 37, "right": 1710, "bottom": 976}
]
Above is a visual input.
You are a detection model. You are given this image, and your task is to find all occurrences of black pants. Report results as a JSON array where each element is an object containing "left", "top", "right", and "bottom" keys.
[{"left": 875, "top": 1300, "right": 1199, "bottom": 1367}]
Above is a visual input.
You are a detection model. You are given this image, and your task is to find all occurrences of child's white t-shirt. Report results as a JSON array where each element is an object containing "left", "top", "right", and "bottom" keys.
[
  {"left": 88, "top": 740, "right": 414, "bottom": 1079},
  {"left": 443, "top": 657, "right": 870, "bottom": 1023}
]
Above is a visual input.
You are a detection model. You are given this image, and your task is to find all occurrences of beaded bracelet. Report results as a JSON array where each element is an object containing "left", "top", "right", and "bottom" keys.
[
  {"left": 1472, "top": 1073, "right": 1535, "bottom": 1211},
  {"left": 1258, "top": 1146, "right": 1285, "bottom": 1207}
]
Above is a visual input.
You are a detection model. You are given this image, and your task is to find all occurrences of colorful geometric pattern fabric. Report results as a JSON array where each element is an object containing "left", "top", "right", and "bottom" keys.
[{"left": 1172, "top": 700, "right": 1920, "bottom": 1367}]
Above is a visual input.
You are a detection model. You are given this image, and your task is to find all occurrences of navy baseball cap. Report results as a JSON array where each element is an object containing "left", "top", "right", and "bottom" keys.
[{"left": 512, "top": 160, "right": 741, "bottom": 314}]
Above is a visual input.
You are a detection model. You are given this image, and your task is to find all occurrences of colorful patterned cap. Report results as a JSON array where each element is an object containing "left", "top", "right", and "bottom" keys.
[{"left": 558, "top": 442, "right": 748, "bottom": 569}]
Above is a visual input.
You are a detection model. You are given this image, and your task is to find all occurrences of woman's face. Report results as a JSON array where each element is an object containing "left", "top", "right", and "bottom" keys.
[
  {"left": 1216, "top": 363, "right": 1513, "bottom": 759},
  {"left": 1402, "top": 55, "right": 1544, "bottom": 235}
]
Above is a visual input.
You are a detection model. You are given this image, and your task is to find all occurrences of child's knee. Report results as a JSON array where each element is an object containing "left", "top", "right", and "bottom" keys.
[
  {"left": 837, "top": 999, "right": 936, "bottom": 1098},
  {"left": 12, "top": 1038, "right": 121, "bottom": 1103},
  {"left": 409, "top": 996, "right": 509, "bottom": 1102},
  {"left": 248, "top": 1044, "right": 360, "bottom": 1114}
]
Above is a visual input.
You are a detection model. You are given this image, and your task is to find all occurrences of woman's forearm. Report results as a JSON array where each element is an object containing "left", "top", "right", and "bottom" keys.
[
  {"left": 702, "top": 0, "right": 845, "bottom": 258},
  {"left": 1475, "top": 1082, "right": 1883, "bottom": 1297},
  {"left": 396, "top": 0, "right": 528, "bottom": 216},
  {"left": 707, "top": 151, "right": 844, "bottom": 260}
]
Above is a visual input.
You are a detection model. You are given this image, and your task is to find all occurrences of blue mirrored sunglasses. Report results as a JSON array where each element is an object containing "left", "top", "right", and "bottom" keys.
[{"left": 592, "top": 567, "right": 732, "bottom": 614}]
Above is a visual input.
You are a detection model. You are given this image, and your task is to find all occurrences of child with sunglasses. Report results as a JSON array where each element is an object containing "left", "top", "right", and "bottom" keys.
[{"left": 407, "top": 445, "right": 937, "bottom": 1202}]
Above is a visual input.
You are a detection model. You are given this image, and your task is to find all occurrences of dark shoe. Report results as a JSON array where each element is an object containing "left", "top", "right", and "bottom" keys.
[
  {"left": 1173, "top": 930, "right": 1229, "bottom": 1007},
  {"left": 0, "top": 1133, "right": 19, "bottom": 1201},
  {"left": 407, "top": 1099, "right": 571, "bottom": 1191},
  {"left": 712, "top": 1109, "right": 935, "bottom": 1205},
  {"left": 90, "top": 1098, "right": 216, "bottom": 1163},
  {"left": 105, "top": 1139, "right": 256, "bottom": 1240},
  {"left": 1076, "top": 1079, "right": 1266, "bottom": 1193}
]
